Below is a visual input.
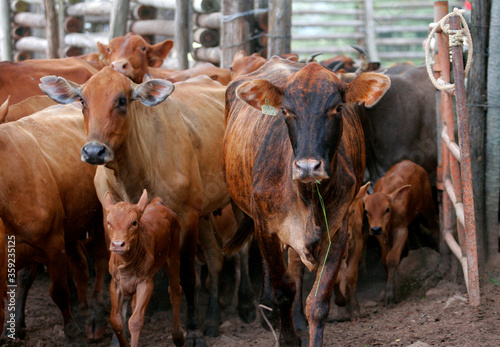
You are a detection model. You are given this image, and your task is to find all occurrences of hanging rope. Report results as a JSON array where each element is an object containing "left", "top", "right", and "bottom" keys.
[{"left": 425, "top": 7, "right": 474, "bottom": 91}]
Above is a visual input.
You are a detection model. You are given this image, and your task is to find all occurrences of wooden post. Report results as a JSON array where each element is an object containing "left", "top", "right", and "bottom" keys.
[
  {"left": 486, "top": 0, "right": 499, "bottom": 258},
  {"left": 268, "top": 0, "right": 291, "bottom": 57},
  {"left": 221, "top": 0, "right": 253, "bottom": 68},
  {"left": 57, "top": 0, "right": 64, "bottom": 57},
  {"left": 467, "top": 0, "right": 489, "bottom": 265},
  {"left": 175, "top": 0, "right": 190, "bottom": 70},
  {"left": 0, "top": 0, "right": 13, "bottom": 61},
  {"left": 363, "top": 0, "right": 379, "bottom": 62},
  {"left": 109, "top": 0, "right": 130, "bottom": 40},
  {"left": 43, "top": 0, "right": 60, "bottom": 58}
]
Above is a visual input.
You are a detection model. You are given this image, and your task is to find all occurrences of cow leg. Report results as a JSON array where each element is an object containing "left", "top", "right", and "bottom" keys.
[
  {"left": 109, "top": 280, "right": 129, "bottom": 347},
  {"left": 306, "top": 225, "right": 349, "bottom": 347},
  {"left": 179, "top": 211, "right": 206, "bottom": 347},
  {"left": 87, "top": 221, "right": 109, "bottom": 341},
  {"left": 128, "top": 280, "right": 153, "bottom": 347},
  {"left": 256, "top": 227, "right": 299, "bottom": 347},
  {"left": 237, "top": 240, "right": 256, "bottom": 323},
  {"left": 65, "top": 240, "right": 90, "bottom": 331},
  {"left": 197, "top": 217, "right": 222, "bottom": 337},
  {"left": 164, "top": 248, "right": 185, "bottom": 346},
  {"left": 288, "top": 248, "right": 309, "bottom": 346},
  {"left": 45, "top": 248, "right": 86, "bottom": 346},
  {"left": 384, "top": 227, "right": 408, "bottom": 307},
  {"left": 259, "top": 254, "right": 280, "bottom": 331},
  {"left": 375, "top": 234, "right": 389, "bottom": 302},
  {"left": 2, "top": 263, "right": 41, "bottom": 339},
  {"left": 330, "top": 262, "right": 350, "bottom": 323}
]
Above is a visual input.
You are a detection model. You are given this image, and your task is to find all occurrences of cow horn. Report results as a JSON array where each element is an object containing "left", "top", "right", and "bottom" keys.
[
  {"left": 306, "top": 52, "right": 323, "bottom": 63},
  {"left": 351, "top": 45, "right": 369, "bottom": 74}
]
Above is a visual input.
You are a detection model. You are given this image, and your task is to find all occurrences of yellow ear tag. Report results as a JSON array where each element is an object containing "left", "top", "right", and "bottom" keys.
[{"left": 261, "top": 99, "right": 277, "bottom": 116}]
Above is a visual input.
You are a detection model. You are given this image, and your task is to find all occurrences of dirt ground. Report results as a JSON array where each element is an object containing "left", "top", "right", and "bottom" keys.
[{"left": 1, "top": 245, "right": 500, "bottom": 347}]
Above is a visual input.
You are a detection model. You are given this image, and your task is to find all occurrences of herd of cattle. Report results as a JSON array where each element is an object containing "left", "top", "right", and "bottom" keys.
[{"left": 0, "top": 32, "right": 439, "bottom": 347}]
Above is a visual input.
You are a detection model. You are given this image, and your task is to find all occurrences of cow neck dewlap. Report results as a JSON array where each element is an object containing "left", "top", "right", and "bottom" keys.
[{"left": 115, "top": 235, "right": 153, "bottom": 278}]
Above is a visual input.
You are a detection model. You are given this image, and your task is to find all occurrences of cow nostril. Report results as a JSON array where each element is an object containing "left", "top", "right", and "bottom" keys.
[
  {"left": 112, "top": 241, "right": 125, "bottom": 248},
  {"left": 122, "top": 62, "right": 128, "bottom": 69},
  {"left": 370, "top": 226, "right": 382, "bottom": 235}
]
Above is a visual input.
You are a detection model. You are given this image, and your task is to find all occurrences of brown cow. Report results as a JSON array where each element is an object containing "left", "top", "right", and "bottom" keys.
[
  {"left": 0, "top": 95, "right": 57, "bottom": 123},
  {"left": 223, "top": 57, "right": 390, "bottom": 346},
  {"left": 164, "top": 62, "right": 232, "bottom": 85},
  {"left": 0, "top": 104, "right": 107, "bottom": 344},
  {"left": 103, "top": 189, "right": 184, "bottom": 347},
  {"left": 0, "top": 58, "right": 99, "bottom": 105},
  {"left": 40, "top": 68, "right": 231, "bottom": 346},
  {"left": 332, "top": 182, "right": 370, "bottom": 321},
  {"left": 363, "top": 160, "right": 439, "bottom": 307},
  {"left": 97, "top": 32, "right": 174, "bottom": 83}
]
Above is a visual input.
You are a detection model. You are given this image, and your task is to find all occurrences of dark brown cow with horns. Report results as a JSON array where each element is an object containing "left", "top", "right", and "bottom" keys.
[{"left": 223, "top": 57, "right": 390, "bottom": 346}]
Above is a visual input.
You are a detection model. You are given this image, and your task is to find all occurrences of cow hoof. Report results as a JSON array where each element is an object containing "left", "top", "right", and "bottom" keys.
[
  {"left": 327, "top": 314, "right": 350, "bottom": 323},
  {"left": 85, "top": 296, "right": 107, "bottom": 341},
  {"left": 203, "top": 323, "right": 220, "bottom": 338},
  {"left": 64, "top": 321, "right": 87, "bottom": 347},
  {"left": 238, "top": 301, "right": 257, "bottom": 323},
  {"left": 185, "top": 330, "right": 207, "bottom": 347},
  {"left": 172, "top": 331, "right": 185, "bottom": 347}
]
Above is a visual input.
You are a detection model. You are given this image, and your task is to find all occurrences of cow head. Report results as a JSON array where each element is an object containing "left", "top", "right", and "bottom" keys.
[
  {"left": 97, "top": 33, "right": 174, "bottom": 83},
  {"left": 39, "top": 67, "right": 174, "bottom": 165},
  {"left": 363, "top": 185, "right": 412, "bottom": 236},
  {"left": 230, "top": 51, "right": 267, "bottom": 79},
  {"left": 102, "top": 189, "right": 149, "bottom": 255},
  {"left": 236, "top": 62, "right": 390, "bottom": 184}
]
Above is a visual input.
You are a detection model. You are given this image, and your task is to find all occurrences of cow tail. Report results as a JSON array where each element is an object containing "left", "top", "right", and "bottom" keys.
[{"left": 222, "top": 214, "right": 254, "bottom": 255}]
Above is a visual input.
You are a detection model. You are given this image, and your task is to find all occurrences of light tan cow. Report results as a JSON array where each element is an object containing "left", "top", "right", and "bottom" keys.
[{"left": 40, "top": 68, "right": 231, "bottom": 346}]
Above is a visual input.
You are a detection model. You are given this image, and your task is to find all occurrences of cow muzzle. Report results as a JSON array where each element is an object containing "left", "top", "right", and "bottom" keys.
[
  {"left": 292, "top": 158, "right": 329, "bottom": 183},
  {"left": 370, "top": 226, "right": 383, "bottom": 236},
  {"left": 81, "top": 141, "right": 114, "bottom": 165},
  {"left": 111, "top": 60, "right": 132, "bottom": 78},
  {"left": 110, "top": 240, "right": 127, "bottom": 255}
]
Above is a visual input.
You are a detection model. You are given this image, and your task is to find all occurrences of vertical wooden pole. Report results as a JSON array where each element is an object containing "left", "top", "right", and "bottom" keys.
[
  {"left": 57, "top": 0, "right": 64, "bottom": 57},
  {"left": 267, "top": 0, "right": 291, "bottom": 57},
  {"left": 363, "top": 0, "right": 379, "bottom": 62},
  {"left": 467, "top": 0, "right": 489, "bottom": 265},
  {"left": 0, "top": 0, "right": 12, "bottom": 61},
  {"left": 175, "top": 0, "right": 190, "bottom": 70},
  {"left": 486, "top": 0, "right": 500, "bottom": 258},
  {"left": 109, "top": 0, "right": 130, "bottom": 40},
  {"left": 221, "top": 0, "right": 252, "bottom": 68},
  {"left": 44, "top": 0, "right": 59, "bottom": 58}
]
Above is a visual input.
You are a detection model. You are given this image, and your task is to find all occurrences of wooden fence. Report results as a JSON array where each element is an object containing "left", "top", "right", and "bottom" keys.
[{"left": 291, "top": 0, "right": 463, "bottom": 65}]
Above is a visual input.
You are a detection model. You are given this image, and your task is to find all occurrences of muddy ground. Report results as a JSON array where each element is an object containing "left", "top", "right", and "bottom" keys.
[{"left": 1, "top": 241, "right": 499, "bottom": 347}]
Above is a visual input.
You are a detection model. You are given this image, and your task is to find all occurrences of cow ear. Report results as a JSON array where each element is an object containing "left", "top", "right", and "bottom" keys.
[
  {"left": 391, "top": 185, "right": 411, "bottom": 203},
  {"left": 137, "top": 189, "right": 149, "bottom": 213},
  {"left": 345, "top": 72, "right": 391, "bottom": 108},
  {"left": 39, "top": 76, "right": 82, "bottom": 104},
  {"left": 148, "top": 39, "right": 174, "bottom": 68},
  {"left": 356, "top": 182, "right": 371, "bottom": 200},
  {"left": 102, "top": 191, "right": 115, "bottom": 212},
  {"left": 233, "top": 50, "right": 246, "bottom": 62},
  {"left": 132, "top": 79, "right": 175, "bottom": 107},
  {"left": 0, "top": 96, "right": 9, "bottom": 123},
  {"left": 236, "top": 79, "right": 283, "bottom": 112},
  {"left": 97, "top": 42, "right": 110, "bottom": 62}
]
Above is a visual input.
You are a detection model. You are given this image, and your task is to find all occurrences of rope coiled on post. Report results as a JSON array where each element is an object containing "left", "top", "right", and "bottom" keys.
[{"left": 425, "top": 7, "right": 473, "bottom": 91}]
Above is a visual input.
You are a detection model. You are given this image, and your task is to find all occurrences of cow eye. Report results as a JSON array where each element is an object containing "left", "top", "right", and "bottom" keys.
[
  {"left": 385, "top": 207, "right": 390, "bottom": 213},
  {"left": 107, "top": 48, "right": 111, "bottom": 52},
  {"left": 336, "top": 104, "right": 344, "bottom": 113},
  {"left": 281, "top": 108, "right": 287, "bottom": 116},
  {"left": 132, "top": 220, "right": 137, "bottom": 227},
  {"left": 141, "top": 46, "right": 146, "bottom": 51},
  {"left": 118, "top": 97, "right": 127, "bottom": 107}
]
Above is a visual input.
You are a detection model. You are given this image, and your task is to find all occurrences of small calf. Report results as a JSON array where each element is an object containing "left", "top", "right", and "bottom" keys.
[
  {"left": 103, "top": 189, "right": 184, "bottom": 347},
  {"left": 363, "top": 160, "right": 438, "bottom": 306},
  {"left": 332, "top": 182, "right": 370, "bottom": 321}
]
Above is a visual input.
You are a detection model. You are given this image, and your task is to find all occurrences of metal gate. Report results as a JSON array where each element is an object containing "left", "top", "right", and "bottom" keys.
[{"left": 426, "top": 2, "right": 480, "bottom": 306}]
